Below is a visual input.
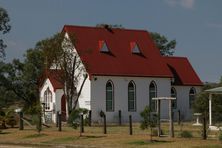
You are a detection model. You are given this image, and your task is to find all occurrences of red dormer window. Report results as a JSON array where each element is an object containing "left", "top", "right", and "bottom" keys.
[
  {"left": 99, "top": 40, "right": 109, "bottom": 52},
  {"left": 130, "top": 42, "right": 141, "bottom": 54}
]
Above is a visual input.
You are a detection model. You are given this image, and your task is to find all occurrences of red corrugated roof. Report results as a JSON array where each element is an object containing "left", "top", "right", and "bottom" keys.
[
  {"left": 63, "top": 25, "right": 173, "bottom": 78},
  {"left": 39, "top": 25, "right": 202, "bottom": 89},
  {"left": 164, "top": 56, "right": 203, "bottom": 86},
  {"left": 39, "top": 69, "right": 64, "bottom": 91}
]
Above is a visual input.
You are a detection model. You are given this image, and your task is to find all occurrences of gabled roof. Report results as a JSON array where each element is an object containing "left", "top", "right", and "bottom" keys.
[
  {"left": 164, "top": 56, "right": 203, "bottom": 86},
  {"left": 39, "top": 69, "right": 64, "bottom": 90},
  {"left": 63, "top": 25, "right": 173, "bottom": 78}
]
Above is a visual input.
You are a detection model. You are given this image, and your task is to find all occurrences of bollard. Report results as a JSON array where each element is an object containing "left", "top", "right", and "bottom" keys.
[
  {"left": 19, "top": 112, "right": 24, "bottom": 130},
  {"left": 129, "top": 115, "right": 132, "bottom": 135},
  {"left": 80, "top": 114, "right": 84, "bottom": 133},
  {"left": 177, "top": 110, "right": 181, "bottom": 125},
  {"left": 58, "top": 113, "right": 62, "bottom": 131},
  {"left": 202, "top": 112, "right": 207, "bottom": 140},
  {"left": 88, "top": 110, "right": 92, "bottom": 127},
  {"left": 103, "top": 114, "right": 107, "bottom": 134},
  {"left": 118, "top": 110, "right": 122, "bottom": 126},
  {"left": 56, "top": 111, "right": 59, "bottom": 127}
]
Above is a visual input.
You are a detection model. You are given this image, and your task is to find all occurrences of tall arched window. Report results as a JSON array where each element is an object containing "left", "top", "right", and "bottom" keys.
[
  {"left": 171, "top": 87, "right": 177, "bottom": 109},
  {"left": 149, "top": 81, "right": 157, "bottom": 111},
  {"left": 189, "top": 87, "right": 196, "bottom": 109},
  {"left": 128, "top": 81, "right": 136, "bottom": 111},
  {"left": 44, "top": 88, "right": 52, "bottom": 110},
  {"left": 106, "top": 81, "right": 114, "bottom": 111}
]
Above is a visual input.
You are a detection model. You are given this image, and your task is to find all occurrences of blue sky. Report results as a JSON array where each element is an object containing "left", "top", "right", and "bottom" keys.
[{"left": 0, "top": 0, "right": 222, "bottom": 82}]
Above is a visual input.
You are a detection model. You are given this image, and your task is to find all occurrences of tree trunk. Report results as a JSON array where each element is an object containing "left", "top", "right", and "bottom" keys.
[{"left": 72, "top": 74, "right": 88, "bottom": 110}]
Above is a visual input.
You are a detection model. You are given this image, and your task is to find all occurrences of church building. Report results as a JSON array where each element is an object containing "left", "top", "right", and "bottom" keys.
[{"left": 39, "top": 25, "right": 203, "bottom": 123}]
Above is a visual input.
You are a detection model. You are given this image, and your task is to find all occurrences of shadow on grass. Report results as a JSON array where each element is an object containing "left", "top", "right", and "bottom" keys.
[
  {"left": 42, "top": 135, "right": 106, "bottom": 144},
  {"left": 0, "top": 132, "right": 10, "bottom": 134},
  {"left": 128, "top": 140, "right": 174, "bottom": 146},
  {"left": 80, "top": 135, "right": 106, "bottom": 139},
  {"left": 193, "top": 145, "right": 222, "bottom": 148},
  {"left": 24, "top": 133, "right": 47, "bottom": 139}
]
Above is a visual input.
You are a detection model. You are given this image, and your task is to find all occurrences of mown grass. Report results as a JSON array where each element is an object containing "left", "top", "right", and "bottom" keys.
[
  {"left": 128, "top": 140, "right": 173, "bottom": 145},
  {"left": 23, "top": 133, "right": 47, "bottom": 139},
  {"left": 0, "top": 122, "right": 221, "bottom": 147}
]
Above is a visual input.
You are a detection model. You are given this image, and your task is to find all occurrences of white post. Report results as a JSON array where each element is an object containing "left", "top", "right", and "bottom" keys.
[
  {"left": 169, "top": 99, "right": 174, "bottom": 137},
  {"left": 157, "top": 100, "right": 161, "bottom": 137},
  {"left": 209, "top": 93, "right": 212, "bottom": 126}
]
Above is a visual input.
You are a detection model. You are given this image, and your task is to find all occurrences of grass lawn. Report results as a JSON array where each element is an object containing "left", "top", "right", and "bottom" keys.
[{"left": 0, "top": 122, "right": 221, "bottom": 148}]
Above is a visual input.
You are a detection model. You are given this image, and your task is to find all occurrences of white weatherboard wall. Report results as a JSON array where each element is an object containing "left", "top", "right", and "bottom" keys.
[
  {"left": 172, "top": 86, "right": 202, "bottom": 121},
  {"left": 39, "top": 77, "right": 90, "bottom": 123},
  {"left": 77, "top": 77, "right": 91, "bottom": 110},
  {"left": 65, "top": 32, "right": 91, "bottom": 110},
  {"left": 90, "top": 76, "right": 171, "bottom": 123}
]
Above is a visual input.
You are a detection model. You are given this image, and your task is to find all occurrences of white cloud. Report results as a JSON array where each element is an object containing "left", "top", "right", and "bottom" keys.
[
  {"left": 165, "top": 0, "right": 195, "bottom": 9},
  {"left": 181, "top": 0, "right": 194, "bottom": 9}
]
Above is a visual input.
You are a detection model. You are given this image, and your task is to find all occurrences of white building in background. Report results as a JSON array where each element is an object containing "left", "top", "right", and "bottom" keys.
[{"left": 39, "top": 25, "right": 203, "bottom": 123}]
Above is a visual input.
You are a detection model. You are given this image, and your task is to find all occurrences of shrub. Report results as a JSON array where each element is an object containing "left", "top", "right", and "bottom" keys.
[
  {"left": 180, "top": 131, "right": 193, "bottom": 138},
  {"left": 6, "top": 116, "right": 17, "bottom": 128},
  {"left": 67, "top": 108, "right": 88, "bottom": 129},
  {"left": 0, "top": 111, "right": 5, "bottom": 116},
  {"left": 218, "top": 132, "right": 222, "bottom": 142},
  {"left": 32, "top": 114, "right": 42, "bottom": 134},
  {"left": 140, "top": 106, "right": 157, "bottom": 141}
]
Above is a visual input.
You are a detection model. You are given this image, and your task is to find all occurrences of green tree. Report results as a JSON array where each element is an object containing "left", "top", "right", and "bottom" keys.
[
  {"left": 0, "top": 7, "right": 11, "bottom": 58},
  {"left": 193, "top": 77, "right": 222, "bottom": 122},
  {"left": 140, "top": 106, "right": 157, "bottom": 141},
  {"left": 150, "top": 32, "right": 176, "bottom": 56},
  {"left": 0, "top": 48, "right": 44, "bottom": 112}
]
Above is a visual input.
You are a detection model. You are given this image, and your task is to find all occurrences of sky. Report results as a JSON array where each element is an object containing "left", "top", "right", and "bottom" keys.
[{"left": 0, "top": 0, "right": 222, "bottom": 83}]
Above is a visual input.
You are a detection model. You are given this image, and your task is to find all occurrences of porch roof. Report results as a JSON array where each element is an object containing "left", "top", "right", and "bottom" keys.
[{"left": 205, "top": 87, "right": 222, "bottom": 94}]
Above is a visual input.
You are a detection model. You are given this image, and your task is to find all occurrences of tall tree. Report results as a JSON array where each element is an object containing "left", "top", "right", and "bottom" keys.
[
  {"left": 37, "top": 32, "right": 88, "bottom": 116},
  {"left": 0, "top": 7, "right": 11, "bottom": 58},
  {"left": 150, "top": 32, "right": 176, "bottom": 56},
  {"left": 0, "top": 48, "right": 44, "bottom": 112}
]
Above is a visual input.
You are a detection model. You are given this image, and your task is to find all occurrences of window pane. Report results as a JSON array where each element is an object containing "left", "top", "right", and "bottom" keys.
[
  {"left": 149, "top": 82, "right": 156, "bottom": 112},
  {"left": 189, "top": 88, "right": 196, "bottom": 108},
  {"left": 150, "top": 93, "right": 156, "bottom": 111},
  {"left": 128, "top": 82, "right": 135, "bottom": 111},
  {"left": 106, "top": 81, "right": 113, "bottom": 111}
]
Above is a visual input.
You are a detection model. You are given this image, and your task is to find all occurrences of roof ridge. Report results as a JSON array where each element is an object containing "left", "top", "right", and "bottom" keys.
[
  {"left": 163, "top": 56, "right": 187, "bottom": 60},
  {"left": 63, "top": 24, "right": 148, "bottom": 33}
]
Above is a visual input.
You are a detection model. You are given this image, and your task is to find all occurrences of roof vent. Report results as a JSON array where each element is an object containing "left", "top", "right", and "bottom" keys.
[
  {"left": 130, "top": 42, "right": 141, "bottom": 54},
  {"left": 99, "top": 40, "right": 109, "bottom": 52}
]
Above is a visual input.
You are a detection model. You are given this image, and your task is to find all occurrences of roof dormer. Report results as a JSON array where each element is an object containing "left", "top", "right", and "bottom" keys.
[
  {"left": 99, "top": 40, "right": 109, "bottom": 52},
  {"left": 130, "top": 42, "right": 141, "bottom": 54}
]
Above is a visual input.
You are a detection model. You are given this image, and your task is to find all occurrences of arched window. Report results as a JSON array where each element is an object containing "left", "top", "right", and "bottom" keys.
[
  {"left": 44, "top": 88, "right": 52, "bottom": 110},
  {"left": 171, "top": 87, "right": 177, "bottom": 109},
  {"left": 149, "top": 81, "right": 157, "bottom": 111},
  {"left": 189, "top": 87, "right": 196, "bottom": 108},
  {"left": 128, "top": 81, "right": 136, "bottom": 111},
  {"left": 106, "top": 81, "right": 114, "bottom": 111}
]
